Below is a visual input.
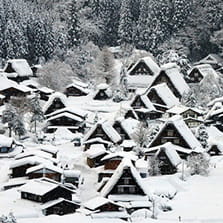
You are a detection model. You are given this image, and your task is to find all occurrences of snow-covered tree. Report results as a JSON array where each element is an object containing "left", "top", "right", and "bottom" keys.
[
  {"left": 148, "top": 125, "right": 160, "bottom": 143},
  {"left": 29, "top": 94, "right": 45, "bottom": 134},
  {"left": 38, "top": 60, "right": 74, "bottom": 91},
  {"left": 187, "top": 153, "right": 210, "bottom": 176},
  {"left": 181, "top": 89, "right": 197, "bottom": 108},
  {"left": 196, "top": 124, "right": 209, "bottom": 149},
  {"left": 132, "top": 123, "right": 149, "bottom": 148},
  {"left": 67, "top": 0, "right": 81, "bottom": 47},
  {"left": 0, "top": 213, "right": 17, "bottom": 223},
  {"left": 118, "top": 0, "right": 133, "bottom": 45},
  {"left": 148, "top": 156, "right": 162, "bottom": 176}
]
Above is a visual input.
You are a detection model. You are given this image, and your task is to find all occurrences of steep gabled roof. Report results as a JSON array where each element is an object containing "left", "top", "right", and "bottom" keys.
[
  {"left": 146, "top": 83, "right": 180, "bottom": 108},
  {"left": 149, "top": 115, "right": 202, "bottom": 150},
  {"left": 47, "top": 112, "right": 83, "bottom": 123},
  {"left": 43, "top": 92, "right": 67, "bottom": 114},
  {"left": 131, "top": 94, "right": 156, "bottom": 110},
  {"left": 101, "top": 158, "right": 149, "bottom": 197},
  {"left": 167, "top": 105, "right": 204, "bottom": 116},
  {"left": 83, "top": 120, "right": 121, "bottom": 144}
]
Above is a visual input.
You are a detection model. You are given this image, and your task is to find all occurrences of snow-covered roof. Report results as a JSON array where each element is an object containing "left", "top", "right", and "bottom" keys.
[
  {"left": 146, "top": 142, "right": 193, "bottom": 155},
  {"left": 149, "top": 115, "right": 203, "bottom": 150},
  {"left": 127, "top": 56, "right": 160, "bottom": 76},
  {"left": 83, "top": 121, "right": 121, "bottom": 144},
  {"left": 83, "top": 137, "right": 112, "bottom": 146},
  {"left": 64, "top": 170, "right": 81, "bottom": 178},
  {"left": 45, "top": 106, "right": 88, "bottom": 119},
  {"left": 97, "top": 83, "right": 109, "bottom": 90},
  {"left": 197, "top": 54, "right": 223, "bottom": 65},
  {"left": 41, "top": 198, "right": 80, "bottom": 210},
  {"left": 43, "top": 92, "right": 67, "bottom": 114},
  {"left": 167, "top": 105, "right": 204, "bottom": 115},
  {"left": 26, "top": 163, "right": 63, "bottom": 174},
  {"left": 40, "top": 145, "right": 58, "bottom": 155},
  {"left": 66, "top": 82, "right": 89, "bottom": 95},
  {"left": 85, "top": 144, "right": 107, "bottom": 159},
  {"left": 0, "top": 75, "right": 31, "bottom": 92},
  {"left": 157, "top": 63, "right": 190, "bottom": 96},
  {"left": 38, "top": 86, "right": 54, "bottom": 94},
  {"left": 15, "top": 150, "right": 53, "bottom": 160},
  {"left": 189, "top": 64, "right": 219, "bottom": 79},
  {"left": 155, "top": 146, "right": 182, "bottom": 167},
  {"left": 53, "top": 127, "right": 76, "bottom": 139},
  {"left": 120, "top": 140, "right": 136, "bottom": 148},
  {"left": 83, "top": 196, "right": 120, "bottom": 211},
  {"left": 47, "top": 112, "right": 83, "bottom": 123},
  {"left": 0, "top": 135, "right": 13, "bottom": 147},
  {"left": 146, "top": 83, "right": 180, "bottom": 107},
  {"left": 101, "top": 152, "right": 138, "bottom": 162},
  {"left": 101, "top": 158, "right": 150, "bottom": 197},
  {"left": 10, "top": 156, "right": 54, "bottom": 169},
  {"left": 4, "top": 59, "right": 33, "bottom": 77},
  {"left": 0, "top": 94, "right": 5, "bottom": 99}
]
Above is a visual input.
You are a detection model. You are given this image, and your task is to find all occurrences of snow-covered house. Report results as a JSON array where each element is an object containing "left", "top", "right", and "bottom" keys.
[
  {"left": 187, "top": 64, "right": 219, "bottom": 83},
  {"left": 148, "top": 115, "right": 202, "bottom": 150},
  {"left": 145, "top": 142, "right": 194, "bottom": 160},
  {"left": 148, "top": 63, "right": 190, "bottom": 99},
  {"left": 167, "top": 105, "right": 204, "bottom": 128},
  {"left": 2, "top": 59, "right": 33, "bottom": 82},
  {"left": 83, "top": 196, "right": 128, "bottom": 220},
  {"left": 83, "top": 137, "right": 112, "bottom": 151},
  {"left": 64, "top": 80, "right": 89, "bottom": 97},
  {"left": 45, "top": 111, "right": 86, "bottom": 134},
  {"left": 195, "top": 53, "right": 223, "bottom": 71},
  {"left": 93, "top": 84, "right": 112, "bottom": 100},
  {"left": 147, "top": 145, "right": 182, "bottom": 175},
  {"left": 86, "top": 144, "right": 108, "bottom": 168},
  {"left": 38, "top": 87, "right": 54, "bottom": 101},
  {"left": 19, "top": 178, "right": 74, "bottom": 203},
  {"left": 126, "top": 56, "right": 160, "bottom": 91},
  {"left": 43, "top": 92, "right": 67, "bottom": 115},
  {"left": 63, "top": 170, "right": 82, "bottom": 187},
  {"left": 145, "top": 83, "right": 180, "bottom": 112},
  {"left": 83, "top": 121, "right": 122, "bottom": 147},
  {"left": 207, "top": 143, "right": 223, "bottom": 156},
  {"left": 26, "top": 163, "right": 63, "bottom": 182},
  {"left": 42, "top": 198, "right": 80, "bottom": 216},
  {"left": 0, "top": 75, "right": 31, "bottom": 101},
  {"left": 100, "top": 159, "right": 149, "bottom": 204}
]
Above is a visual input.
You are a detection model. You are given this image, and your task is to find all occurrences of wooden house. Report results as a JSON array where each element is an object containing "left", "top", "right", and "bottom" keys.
[
  {"left": 134, "top": 107, "right": 163, "bottom": 122},
  {"left": 195, "top": 54, "right": 223, "bottom": 71},
  {"left": 86, "top": 144, "right": 108, "bottom": 168},
  {"left": 93, "top": 84, "right": 112, "bottom": 100},
  {"left": 10, "top": 156, "right": 57, "bottom": 178},
  {"left": 83, "top": 196, "right": 128, "bottom": 220},
  {"left": 83, "top": 121, "right": 122, "bottom": 146},
  {"left": 3, "top": 59, "right": 33, "bottom": 82},
  {"left": 152, "top": 146, "right": 181, "bottom": 175},
  {"left": 64, "top": 80, "right": 89, "bottom": 97},
  {"left": 145, "top": 142, "right": 193, "bottom": 160},
  {"left": 26, "top": 164, "right": 62, "bottom": 182},
  {"left": 63, "top": 170, "right": 82, "bottom": 187},
  {"left": 45, "top": 111, "right": 86, "bottom": 134},
  {"left": 101, "top": 159, "right": 149, "bottom": 202},
  {"left": 42, "top": 198, "right": 80, "bottom": 216},
  {"left": 102, "top": 152, "right": 138, "bottom": 171},
  {"left": 83, "top": 137, "right": 112, "bottom": 151},
  {"left": 19, "top": 178, "right": 74, "bottom": 203},
  {"left": 148, "top": 115, "right": 202, "bottom": 150},
  {"left": 187, "top": 64, "right": 219, "bottom": 83},
  {"left": 167, "top": 105, "right": 204, "bottom": 128},
  {"left": 148, "top": 63, "right": 190, "bottom": 99},
  {"left": 126, "top": 56, "right": 160, "bottom": 91},
  {"left": 43, "top": 92, "right": 67, "bottom": 115},
  {"left": 145, "top": 83, "right": 180, "bottom": 112},
  {"left": 38, "top": 87, "right": 54, "bottom": 101}
]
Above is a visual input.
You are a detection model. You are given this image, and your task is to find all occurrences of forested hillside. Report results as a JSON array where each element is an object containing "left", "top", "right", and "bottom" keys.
[{"left": 0, "top": 0, "right": 222, "bottom": 68}]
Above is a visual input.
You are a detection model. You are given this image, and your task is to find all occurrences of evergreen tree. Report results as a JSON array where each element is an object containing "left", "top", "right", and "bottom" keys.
[
  {"left": 196, "top": 124, "right": 208, "bottom": 149},
  {"left": 67, "top": 0, "right": 81, "bottom": 47},
  {"left": 148, "top": 156, "right": 162, "bottom": 176},
  {"left": 118, "top": 0, "right": 133, "bottom": 45},
  {"left": 29, "top": 94, "right": 45, "bottom": 134}
]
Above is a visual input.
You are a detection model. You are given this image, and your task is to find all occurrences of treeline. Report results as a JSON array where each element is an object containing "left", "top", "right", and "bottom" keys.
[{"left": 0, "top": 0, "right": 222, "bottom": 65}]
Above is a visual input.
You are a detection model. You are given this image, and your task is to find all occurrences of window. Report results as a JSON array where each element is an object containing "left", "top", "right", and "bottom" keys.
[
  {"left": 124, "top": 178, "right": 129, "bottom": 184},
  {"left": 129, "top": 186, "right": 136, "bottom": 193},
  {"left": 161, "top": 138, "right": 168, "bottom": 144},
  {"left": 167, "top": 130, "right": 174, "bottom": 137},
  {"left": 174, "top": 138, "right": 180, "bottom": 144},
  {"left": 117, "top": 187, "right": 124, "bottom": 193}
]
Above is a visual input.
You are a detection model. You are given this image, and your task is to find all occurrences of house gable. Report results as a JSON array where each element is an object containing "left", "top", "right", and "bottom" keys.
[
  {"left": 113, "top": 121, "right": 130, "bottom": 140},
  {"left": 44, "top": 98, "right": 66, "bottom": 115},
  {"left": 129, "top": 61, "right": 155, "bottom": 76}
]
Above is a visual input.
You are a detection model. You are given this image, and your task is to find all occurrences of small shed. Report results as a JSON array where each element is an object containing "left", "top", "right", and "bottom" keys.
[{"left": 64, "top": 80, "right": 89, "bottom": 97}]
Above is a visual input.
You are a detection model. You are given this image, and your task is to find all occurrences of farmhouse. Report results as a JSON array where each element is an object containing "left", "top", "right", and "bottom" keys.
[
  {"left": 64, "top": 80, "right": 89, "bottom": 97},
  {"left": 93, "top": 84, "right": 112, "bottom": 100}
]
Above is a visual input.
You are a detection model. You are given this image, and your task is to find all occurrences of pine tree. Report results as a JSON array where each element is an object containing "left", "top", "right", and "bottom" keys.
[
  {"left": 67, "top": 0, "right": 81, "bottom": 47},
  {"left": 118, "top": 0, "right": 133, "bottom": 45},
  {"left": 29, "top": 94, "right": 45, "bottom": 134}
]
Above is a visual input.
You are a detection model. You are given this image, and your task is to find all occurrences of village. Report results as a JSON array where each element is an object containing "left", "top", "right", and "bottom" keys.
[{"left": 0, "top": 51, "right": 223, "bottom": 223}]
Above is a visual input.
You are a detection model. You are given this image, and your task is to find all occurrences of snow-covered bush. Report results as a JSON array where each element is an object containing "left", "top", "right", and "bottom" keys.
[{"left": 187, "top": 153, "right": 210, "bottom": 176}]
